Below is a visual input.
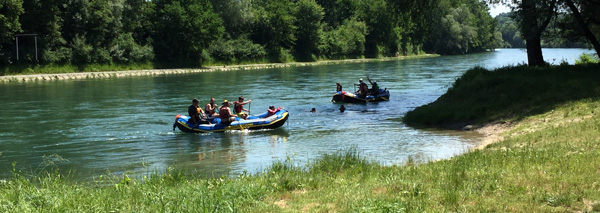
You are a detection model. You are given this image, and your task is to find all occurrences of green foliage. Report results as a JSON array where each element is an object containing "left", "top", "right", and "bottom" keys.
[
  {"left": 2, "top": 0, "right": 506, "bottom": 72},
  {"left": 152, "top": 0, "right": 224, "bottom": 66},
  {"left": 0, "top": 0, "right": 24, "bottom": 65},
  {"left": 293, "top": 0, "right": 324, "bottom": 61},
  {"left": 70, "top": 35, "right": 93, "bottom": 65},
  {"left": 575, "top": 53, "right": 599, "bottom": 64},
  {"left": 320, "top": 18, "right": 367, "bottom": 59},
  {"left": 207, "top": 38, "right": 266, "bottom": 64},
  {"left": 439, "top": 4, "right": 478, "bottom": 54},
  {"left": 210, "top": 0, "right": 253, "bottom": 39},
  {"left": 495, "top": 13, "right": 524, "bottom": 48},
  {"left": 251, "top": 0, "right": 297, "bottom": 62},
  {"left": 109, "top": 33, "right": 154, "bottom": 63}
]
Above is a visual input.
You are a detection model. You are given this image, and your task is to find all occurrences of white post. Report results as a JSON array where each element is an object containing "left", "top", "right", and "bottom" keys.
[
  {"left": 15, "top": 36, "right": 19, "bottom": 60},
  {"left": 34, "top": 36, "right": 38, "bottom": 62}
]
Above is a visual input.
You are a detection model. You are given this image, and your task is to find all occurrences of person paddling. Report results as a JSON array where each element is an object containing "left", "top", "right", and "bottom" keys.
[
  {"left": 219, "top": 100, "right": 237, "bottom": 125},
  {"left": 234, "top": 96, "right": 251, "bottom": 119}
]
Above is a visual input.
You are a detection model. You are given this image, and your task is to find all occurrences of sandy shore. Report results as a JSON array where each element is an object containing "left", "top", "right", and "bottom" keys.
[
  {"left": 474, "top": 122, "right": 512, "bottom": 150},
  {"left": 0, "top": 55, "right": 436, "bottom": 83}
]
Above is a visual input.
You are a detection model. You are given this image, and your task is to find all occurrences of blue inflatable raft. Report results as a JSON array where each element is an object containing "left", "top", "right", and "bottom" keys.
[{"left": 174, "top": 109, "right": 289, "bottom": 133}]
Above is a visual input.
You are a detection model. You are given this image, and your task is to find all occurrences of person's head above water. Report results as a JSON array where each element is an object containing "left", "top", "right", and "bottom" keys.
[{"left": 311, "top": 108, "right": 316, "bottom": 113}]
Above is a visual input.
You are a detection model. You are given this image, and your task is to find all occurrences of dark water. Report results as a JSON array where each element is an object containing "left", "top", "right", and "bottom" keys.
[{"left": 0, "top": 48, "right": 592, "bottom": 180}]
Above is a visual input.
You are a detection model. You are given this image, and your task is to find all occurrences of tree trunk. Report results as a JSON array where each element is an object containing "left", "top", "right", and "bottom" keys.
[
  {"left": 519, "top": 0, "right": 557, "bottom": 66},
  {"left": 526, "top": 36, "right": 545, "bottom": 66},
  {"left": 565, "top": 0, "right": 600, "bottom": 57},
  {"left": 521, "top": 0, "right": 546, "bottom": 66}
]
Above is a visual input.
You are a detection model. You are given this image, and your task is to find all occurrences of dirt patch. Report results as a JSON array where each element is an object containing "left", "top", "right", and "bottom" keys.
[
  {"left": 274, "top": 199, "right": 288, "bottom": 209},
  {"left": 302, "top": 202, "right": 319, "bottom": 212},
  {"left": 474, "top": 122, "right": 513, "bottom": 150}
]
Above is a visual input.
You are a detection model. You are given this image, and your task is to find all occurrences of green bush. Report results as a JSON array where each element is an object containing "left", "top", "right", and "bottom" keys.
[
  {"left": 320, "top": 18, "right": 367, "bottom": 59},
  {"left": 575, "top": 53, "right": 599, "bottom": 64},
  {"left": 208, "top": 38, "right": 266, "bottom": 64}
]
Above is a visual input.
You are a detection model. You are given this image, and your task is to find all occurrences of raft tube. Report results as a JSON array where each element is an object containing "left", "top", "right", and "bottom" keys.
[{"left": 175, "top": 109, "right": 289, "bottom": 133}]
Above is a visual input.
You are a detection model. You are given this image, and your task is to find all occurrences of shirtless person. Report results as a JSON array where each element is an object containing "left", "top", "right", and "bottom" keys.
[{"left": 205, "top": 98, "right": 219, "bottom": 118}]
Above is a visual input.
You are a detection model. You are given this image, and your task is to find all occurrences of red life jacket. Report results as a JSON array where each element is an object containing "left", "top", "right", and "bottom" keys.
[
  {"left": 234, "top": 102, "right": 243, "bottom": 113},
  {"left": 219, "top": 107, "right": 230, "bottom": 120}
]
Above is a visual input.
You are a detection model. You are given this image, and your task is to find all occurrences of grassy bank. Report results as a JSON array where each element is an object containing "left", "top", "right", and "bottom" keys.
[
  {"left": 404, "top": 64, "right": 600, "bottom": 128},
  {"left": 2, "top": 64, "right": 600, "bottom": 212}
]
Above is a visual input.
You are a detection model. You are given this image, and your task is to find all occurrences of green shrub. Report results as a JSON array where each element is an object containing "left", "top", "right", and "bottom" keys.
[{"left": 575, "top": 53, "right": 599, "bottom": 64}]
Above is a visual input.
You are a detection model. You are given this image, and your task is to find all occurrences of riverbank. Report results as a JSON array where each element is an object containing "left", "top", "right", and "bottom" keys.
[
  {"left": 2, "top": 64, "right": 600, "bottom": 211},
  {"left": 0, "top": 55, "right": 435, "bottom": 83}
]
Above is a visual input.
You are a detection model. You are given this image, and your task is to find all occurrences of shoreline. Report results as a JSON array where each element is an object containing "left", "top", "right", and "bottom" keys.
[{"left": 0, "top": 55, "right": 436, "bottom": 83}]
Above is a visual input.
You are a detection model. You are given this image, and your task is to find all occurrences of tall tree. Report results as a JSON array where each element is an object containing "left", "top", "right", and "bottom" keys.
[
  {"left": 251, "top": 0, "right": 296, "bottom": 62},
  {"left": 293, "top": 0, "right": 324, "bottom": 61},
  {"left": 20, "top": 0, "right": 66, "bottom": 64},
  {"left": 518, "top": 0, "right": 557, "bottom": 66},
  {"left": 0, "top": 0, "right": 24, "bottom": 64},
  {"left": 210, "top": 0, "right": 253, "bottom": 39},
  {"left": 489, "top": 0, "right": 558, "bottom": 66},
  {"left": 152, "top": 0, "right": 224, "bottom": 65},
  {"left": 563, "top": 0, "right": 600, "bottom": 57}
]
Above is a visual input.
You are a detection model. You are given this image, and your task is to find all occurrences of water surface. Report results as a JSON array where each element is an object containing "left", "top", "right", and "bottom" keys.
[{"left": 0, "top": 48, "right": 592, "bottom": 180}]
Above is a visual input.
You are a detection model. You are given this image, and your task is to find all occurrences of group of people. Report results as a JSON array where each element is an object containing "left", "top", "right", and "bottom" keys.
[
  {"left": 336, "top": 75, "right": 380, "bottom": 97},
  {"left": 188, "top": 96, "right": 252, "bottom": 126}
]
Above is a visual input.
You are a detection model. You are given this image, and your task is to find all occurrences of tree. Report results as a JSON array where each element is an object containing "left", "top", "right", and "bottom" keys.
[
  {"left": 439, "top": 4, "right": 478, "bottom": 54},
  {"left": 20, "top": 0, "right": 67, "bottom": 64},
  {"left": 293, "top": 0, "right": 325, "bottom": 61},
  {"left": 209, "top": 0, "right": 253, "bottom": 39},
  {"left": 251, "top": 0, "right": 296, "bottom": 62},
  {"left": 152, "top": 0, "right": 224, "bottom": 65},
  {"left": 356, "top": 0, "right": 394, "bottom": 57},
  {"left": 563, "top": 0, "right": 600, "bottom": 57},
  {"left": 0, "top": 0, "right": 24, "bottom": 64},
  {"left": 488, "top": 0, "right": 558, "bottom": 66}
]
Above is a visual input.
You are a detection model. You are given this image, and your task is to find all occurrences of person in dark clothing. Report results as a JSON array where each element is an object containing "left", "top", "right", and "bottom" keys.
[
  {"left": 355, "top": 79, "right": 369, "bottom": 97},
  {"left": 367, "top": 75, "right": 380, "bottom": 95},
  {"left": 188, "top": 98, "right": 207, "bottom": 126},
  {"left": 336, "top": 82, "right": 343, "bottom": 92}
]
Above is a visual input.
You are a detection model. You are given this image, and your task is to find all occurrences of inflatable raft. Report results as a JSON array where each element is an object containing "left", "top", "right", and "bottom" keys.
[
  {"left": 174, "top": 109, "right": 289, "bottom": 133},
  {"left": 332, "top": 89, "right": 390, "bottom": 103}
]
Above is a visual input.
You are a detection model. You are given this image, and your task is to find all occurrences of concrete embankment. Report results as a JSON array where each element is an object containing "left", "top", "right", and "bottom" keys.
[{"left": 0, "top": 55, "right": 436, "bottom": 83}]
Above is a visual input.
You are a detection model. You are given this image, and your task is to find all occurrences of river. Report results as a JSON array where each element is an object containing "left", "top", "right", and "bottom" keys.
[{"left": 0, "top": 48, "right": 593, "bottom": 180}]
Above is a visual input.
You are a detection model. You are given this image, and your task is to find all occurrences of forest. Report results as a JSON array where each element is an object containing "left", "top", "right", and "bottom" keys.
[{"left": 0, "top": 0, "right": 500, "bottom": 69}]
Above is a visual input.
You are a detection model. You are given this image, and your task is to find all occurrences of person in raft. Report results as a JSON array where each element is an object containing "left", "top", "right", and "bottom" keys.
[
  {"left": 234, "top": 96, "right": 251, "bottom": 119},
  {"left": 188, "top": 98, "right": 209, "bottom": 125},
  {"left": 366, "top": 75, "right": 380, "bottom": 95},
  {"left": 336, "top": 82, "right": 343, "bottom": 92},
  {"left": 205, "top": 97, "right": 219, "bottom": 118},
  {"left": 219, "top": 100, "right": 237, "bottom": 125},
  {"left": 355, "top": 79, "right": 369, "bottom": 97},
  {"left": 267, "top": 106, "right": 283, "bottom": 117}
]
